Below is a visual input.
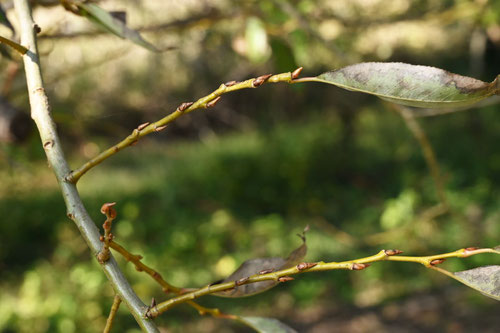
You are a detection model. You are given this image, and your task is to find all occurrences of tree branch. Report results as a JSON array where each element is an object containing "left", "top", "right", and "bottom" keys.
[
  {"left": 146, "top": 247, "right": 496, "bottom": 318},
  {"left": 67, "top": 69, "right": 303, "bottom": 183},
  {"left": 109, "top": 240, "right": 224, "bottom": 318},
  {"left": 13, "top": 0, "right": 158, "bottom": 331},
  {"left": 103, "top": 295, "right": 122, "bottom": 333}
]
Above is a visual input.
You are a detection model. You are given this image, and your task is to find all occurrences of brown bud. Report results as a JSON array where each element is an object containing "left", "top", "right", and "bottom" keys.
[
  {"left": 150, "top": 297, "right": 157, "bottom": 307},
  {"left": 206, "top": 96, "right": 222, "bottom": 108},
  {"left": 99, "top": 236, "right": 104, "bottom": 242},
  {"left": 384, "top": 249, "right": 403, "bottom": 256},
  {"left": 155, "top": 125, "right": 167, "bottom": 132},
  {"left": 259, "top": 268, "right": 274, "bottom": 275},
  {"left": 297, "top": 262, "right": 317, "bottom": 271},
  {"left": 252, "top": 74, "right": 272, "bottom": 87},
  {"left": 100, "top": 202, "right": 117, "bottom": 218},
  {"left": 224, "top": 80, "right": 237, "bottom": 87},
  {"left": 235, "top": 277, "right": 249, "bottom": 286},
  {"left": 33, "top": 24, "right": 41, "bottom": 34},
  {"left": 278, "top": 276, "right": 294, "bottom": 282},
  {"left": 137, "top": 122, "right": 150, "bottom": 131},
  {"left": 352, "top": 263, "right": 370, "bottom": 270},
  {"left": 178, "top": 102, "right": 194, "bottom": 112},
  {"left": 430, "top": 259, "right": 446, "bottom": 266},
  {"left": 291, "top": 67, "right": 303, "bottom": 79},
  {"left": 465, "top": 247, "right": 479, "bottom": 251}
]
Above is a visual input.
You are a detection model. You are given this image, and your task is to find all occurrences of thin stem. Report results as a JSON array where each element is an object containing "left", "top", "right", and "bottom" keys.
[
  {"left": 109, "top": 241, "right": 224, "bottom": 318},
  {"left": 67, "top": 71, "right": 300, "bottom": 183},
  {"left": 146, "top": 247, "right": 496, "bottom": 318},
  {"left": 110, "top": 241, "right": 181, "bottom": 294},
  {"left": 13, "top": 1, "right": 158, "bottom": 331},
  {"left": 0, "top": 34, "right": 28, "bottom": 54},
  {"left": 392, "top": 104, "right": 448, "bottom": 207},
  {"left": 103, "top": 295, "right": 122, "bottom": 333}
]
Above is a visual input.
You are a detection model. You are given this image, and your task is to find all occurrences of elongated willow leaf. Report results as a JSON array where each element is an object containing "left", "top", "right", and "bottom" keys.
[
  {"left": 453, "top": 266, "right": 500, "bottom": 301},
  {"left": 76, "top": 3, "right": 159, "bottom": 52},
  {"left": 310, "top": 62, "right": 499, "bottom": 108},
  {"left": 238, "top": 316, "right": 298, "bottom": 333}
]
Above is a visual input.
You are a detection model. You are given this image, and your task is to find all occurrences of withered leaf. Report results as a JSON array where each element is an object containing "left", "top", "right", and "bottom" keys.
[
  {"left": 213, "top": 231, "right": 307, "bottom": 297},
  {"left": 453, "top": 265, "right": 500, "bottom": 301},
  {"left": 312, "top": 62, "right": 498, "bottom": 108}
]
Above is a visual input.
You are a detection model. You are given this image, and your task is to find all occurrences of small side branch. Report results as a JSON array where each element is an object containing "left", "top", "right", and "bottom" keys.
[
  {"left": 66, "top": 69, "right": 304, "bottom": 183},
  {"left": 146, "top": 247, "right": 496, "bottom": 318},
  {"left": 103, "top": 295, "right": 122, "bottom": 333},
  {"left": 109, "top": 240, "right": 224, "bottom": 318}
]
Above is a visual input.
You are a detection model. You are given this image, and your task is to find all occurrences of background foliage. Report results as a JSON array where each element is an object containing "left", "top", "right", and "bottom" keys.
[{"left": 1, "top": 0, "right": 499, "bottom": 332}]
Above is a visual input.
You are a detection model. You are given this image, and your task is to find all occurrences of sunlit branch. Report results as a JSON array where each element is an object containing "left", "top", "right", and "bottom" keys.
[
  {"left": 67, "top": 69, "right": 303, "bottom": 183},
  {"left": 146, "top": 247, "right": 496, "bottom": 318},
  {"left": 109, "top": 240, "right": 226, "bottom": 318}
]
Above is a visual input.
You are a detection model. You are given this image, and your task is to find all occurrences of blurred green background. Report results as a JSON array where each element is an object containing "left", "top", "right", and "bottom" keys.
[{"left": 1, "top": 0, "right": 499, "bottom": 332}]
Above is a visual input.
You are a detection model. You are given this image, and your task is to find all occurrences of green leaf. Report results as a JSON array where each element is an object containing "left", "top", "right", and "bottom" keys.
[
  {"left": 312, "top": 62, "right": 499, "bottom": 108},
  {"left": 238, "top": 316, "right": 298, "bottom": 333},
  {"left": 245, "top": 17, "right": 271, "bottom": 64},
  {"left": 213, "top": 228, "right": 308, "bottom": 297},
  {"left": 453, "top": 265, "right": 500, "bottom": 301},
  {"left": 76, "top": 3, "right": 159, "bottom": 52}
]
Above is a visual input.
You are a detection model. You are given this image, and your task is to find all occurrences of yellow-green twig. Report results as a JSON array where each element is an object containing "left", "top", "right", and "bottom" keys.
[
  {"left": 146, "top": 247, "right": 496, "bottom": 318},
  {"left": 0, "top": 35, "right": 28, "bottom": 55},
  {"left": 103, "top": 295, "right": 121, "bottom": 333},
  {"left": 66, "top": 70, "right": 301, "bottom": 183},
  {"left": 109, "top": 240, "right": 225, "bottom": 318}
]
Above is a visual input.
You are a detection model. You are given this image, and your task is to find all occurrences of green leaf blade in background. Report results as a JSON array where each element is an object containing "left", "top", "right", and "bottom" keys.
[
  {"left": 453, "top": 265, "right": 500, "bottom": 301},
  {"left": 77, "top": 3, "right": 160, "bottom": 52},
  {"left": 313, "top": 62, "right": 498, "bottom": 108},
  {"left": 238, "top": 316, "right": 298, "bottom": 333}
]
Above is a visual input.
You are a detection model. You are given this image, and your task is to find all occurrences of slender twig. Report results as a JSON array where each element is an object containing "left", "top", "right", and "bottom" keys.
[
  {"left": 103, "top": 295, "right": 122, "bottom": 333},
  {"left": 0, "top": 35, "right": 29, "bottom": 54},
  {"left": 109, "top": 240, "right": 181, "bottom": 294},
  {"left": 109, "top": 240, "right": 224, "bottom": 318},
  {"left": 392, "top": 104, "right": 448, "bottom": 207},
  {"left": 13, "top": 1, "right": 159, "bottom": 331},
  {"left": 66, "top": 70, "right": 303, "bottom": 183},
  {"left": 146, "top": 247, "right": 496, "bottom": 318}
]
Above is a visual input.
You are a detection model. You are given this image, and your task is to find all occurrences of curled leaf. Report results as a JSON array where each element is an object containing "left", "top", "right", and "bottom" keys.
[
  {"left": 453, "top": 265, "right": 500, "bottom": 301},
  {"left": 312, "top": 62, "right": 498, "bottom": 108},
  {"left": 237, "top": 316, "right": 297, "bottom": 333},
  {"left": 214, "top": 232, "right": 307, "bottom": 297},
  {"left": 75, "top": 3, "right": 160, "bottom": 52}
]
